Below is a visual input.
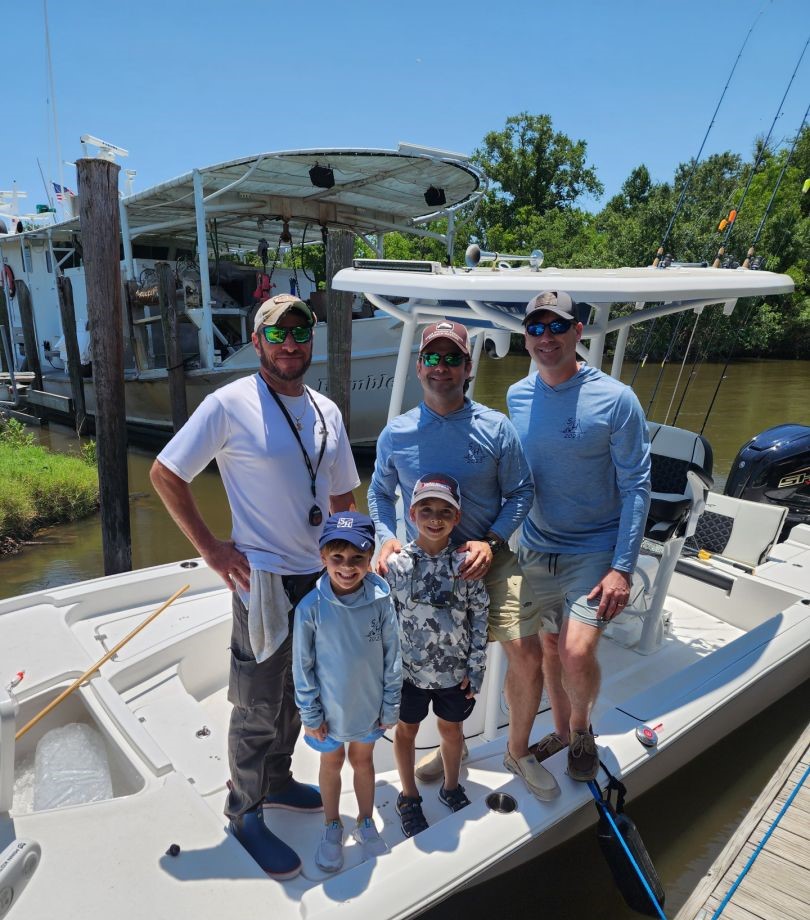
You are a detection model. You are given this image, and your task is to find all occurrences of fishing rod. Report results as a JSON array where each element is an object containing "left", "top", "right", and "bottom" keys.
[
  {"left": 671, "top": 307, "right": 726, "bottom": 425},
  {"left": 712, "top": 35, "right": 810, "bottom": 268},
  {"left": 699, "top": 299, "right": 759, "bottom": 435},
  {"left": 742, "top": 100, "right": 810, "bottom": 268},
  {"left": 662, "top": 309, "right": 703, "bottom": 425},
  {"left": 645, "top": 311, "right": 689, "bottom": 417},
  {"left": 652, "top": 6, "right": 765, "bottom": 267},
  {"left": 628, "top": 317, "right": 659, "bottom": 387}
]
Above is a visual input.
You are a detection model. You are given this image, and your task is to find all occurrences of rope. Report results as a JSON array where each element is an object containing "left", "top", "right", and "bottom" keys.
[{"left": 710, "top": 761, "right": 810, "bottom": 918}]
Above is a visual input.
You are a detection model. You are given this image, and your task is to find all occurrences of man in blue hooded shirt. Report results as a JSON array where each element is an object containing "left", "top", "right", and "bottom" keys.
[{"left": 507, "top": 291, "right": 651, "bottom": 782}]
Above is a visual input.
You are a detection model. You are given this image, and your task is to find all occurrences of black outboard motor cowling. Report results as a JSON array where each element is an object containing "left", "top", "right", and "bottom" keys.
[{"left": 724, "top": 424, "right": 810, "bottom": 535}]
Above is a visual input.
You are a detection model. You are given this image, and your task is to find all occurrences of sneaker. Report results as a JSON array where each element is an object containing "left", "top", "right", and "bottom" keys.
[
  {"left": 414, "top": 741, "right": 469, "bottom": 783},
  {"left": 395, "top": 792, "right": 429, "bottom": 837},
  {"left": 568, "top": 729, "right": 599, "bottom": 781},
  {"left": 504, "top": 749, "right": 560, "bottom": 801},
  {"left": 439, "top": 782, "right": 471, "bottom": 813},
  {"left": 229, "top": 806, "right": 302, "bottom": 880},
  {"left": 264, "top": 779, "right": 323, "bottom": 812},
  {"left": 352, "top": 817, "right": 390, "bottom": 858},
  {"left": 530, "top": 732, "right": 567, "bottom": 763},
  {"left": 315, "top": 819, "right": 344, "bottom": 872}
]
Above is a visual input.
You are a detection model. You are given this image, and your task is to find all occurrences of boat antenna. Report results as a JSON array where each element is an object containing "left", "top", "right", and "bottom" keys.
[
  {"left": 712, "top": 34, "right": 810, "bottom": 267},
  {"left": 652, "top": 6, "right": 765, "bottom": 266},
  {"left": 742, "top": 100, "right": 810, "bottom": 268},
  {"left": 43, "top": 0, "right": 67, "bottom": 222}
]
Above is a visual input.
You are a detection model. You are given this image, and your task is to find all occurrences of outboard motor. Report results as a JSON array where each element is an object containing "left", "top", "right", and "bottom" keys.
[{"left": 724, "top": 424, "right": 810, "bottom": 536}]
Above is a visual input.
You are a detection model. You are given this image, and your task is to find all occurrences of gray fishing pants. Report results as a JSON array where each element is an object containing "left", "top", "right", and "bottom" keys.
[{"left": 224, "top": 573, "right": 319, "bottom": 820}]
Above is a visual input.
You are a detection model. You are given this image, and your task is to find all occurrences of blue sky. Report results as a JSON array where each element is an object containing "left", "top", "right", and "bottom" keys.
[{"left": 2, "top": 0, "right": 807, "bottom": 219}]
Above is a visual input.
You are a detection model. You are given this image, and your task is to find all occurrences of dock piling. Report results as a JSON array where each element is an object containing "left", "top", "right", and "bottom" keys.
[
  {"left": 55, "top": 275, "right": 88, "bottom": 435},
  {"left": 77, "top": 156, "right": 132, "bottom": 575},
  {"left": 156, "top": 261, "right": 188, "bottom": 432},
  {"left": 15, "top": 280, "right": 43, "bottom": 391},
  {"left": 325, "top": 229, "right": 354, "bottom": 433}
]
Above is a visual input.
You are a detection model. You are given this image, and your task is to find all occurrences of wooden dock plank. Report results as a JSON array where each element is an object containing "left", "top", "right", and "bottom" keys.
[{"left": 675, "top": 722, "right": 810, "bottom": 920}]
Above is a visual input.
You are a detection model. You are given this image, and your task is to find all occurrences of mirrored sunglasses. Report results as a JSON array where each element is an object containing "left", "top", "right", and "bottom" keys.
[
  {"left": 525, "top": 319, "right": 574, "bottom": 337},
  {"left": 262, "top": 324, "right": 313, "bottom": 344},
  {"left": 420, "top": 351, "right": 465, "bottom": 367}
]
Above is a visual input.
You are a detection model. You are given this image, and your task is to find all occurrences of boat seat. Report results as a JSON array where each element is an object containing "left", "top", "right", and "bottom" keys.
[
  {"left": 685, "top": 492, "right": 787, "bottom": 568},
  {"left": 606, "top": 422, "right": 714, "bottom": 654}
]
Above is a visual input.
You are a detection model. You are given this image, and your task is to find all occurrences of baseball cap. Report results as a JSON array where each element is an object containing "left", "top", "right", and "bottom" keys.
[
  {"left": 419, "top": 321, "right": 470, "bottom": 356},
  {"left": 253, "top": 293, "right": 315, "bottom": 332},
  {"left": 523, "top": 290, "right": 577, "bottom": 324},
  {"left": 319, "top": 511, "right": 376, "bottom": 552},
  {"left": 412, "top": 472, "right": 462, "bottom": 511}
]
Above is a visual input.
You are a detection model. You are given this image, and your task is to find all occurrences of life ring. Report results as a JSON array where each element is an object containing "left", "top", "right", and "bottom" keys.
[{"left": 2, "top": 264, "right": 15, "bottom": 299}]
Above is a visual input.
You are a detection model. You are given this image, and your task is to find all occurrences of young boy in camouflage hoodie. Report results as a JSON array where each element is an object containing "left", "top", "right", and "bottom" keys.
[{"left": 384, "top": 473, "right": 489, "bottom": 837}]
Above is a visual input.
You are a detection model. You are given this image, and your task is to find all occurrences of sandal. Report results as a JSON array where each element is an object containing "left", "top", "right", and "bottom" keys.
[
  {"left": 396, "top": 792, "right": 429, "bottom": 837},
  {"left": 439, "top": 782, "right": 470, "bottom": 813}
]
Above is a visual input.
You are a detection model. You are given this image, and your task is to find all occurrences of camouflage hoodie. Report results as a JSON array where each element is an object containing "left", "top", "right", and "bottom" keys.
[{"left": 385, "top": 543, "right": 489, "bottom": 694}]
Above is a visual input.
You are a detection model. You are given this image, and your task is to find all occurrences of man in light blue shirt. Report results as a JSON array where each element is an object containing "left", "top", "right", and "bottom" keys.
[
  {"left": 508, "top": 291, "right": 651, "bottom": 782},
  {"left": 369, "top": 321, "right": 560, "bottom": 801}
]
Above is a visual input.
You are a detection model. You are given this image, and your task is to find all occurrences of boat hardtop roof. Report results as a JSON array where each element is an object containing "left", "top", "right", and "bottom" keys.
[{"left": 333, "top": 261, "right": 795, "bottom": 319}]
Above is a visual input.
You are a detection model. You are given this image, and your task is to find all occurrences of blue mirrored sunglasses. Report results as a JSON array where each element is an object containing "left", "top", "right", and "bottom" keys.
[{"left": 525, "top": 319, "right": 574, "bottom": 337}]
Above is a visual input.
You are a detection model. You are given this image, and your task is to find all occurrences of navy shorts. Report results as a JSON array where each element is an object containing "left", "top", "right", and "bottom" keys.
[{"left": 399, "top": 679, "right": 476, "bottom": 724}]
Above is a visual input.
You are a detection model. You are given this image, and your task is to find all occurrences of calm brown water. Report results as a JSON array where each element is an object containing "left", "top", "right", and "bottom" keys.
[{"left": 2, "top": 356, "right": 809, "bottom": 917}]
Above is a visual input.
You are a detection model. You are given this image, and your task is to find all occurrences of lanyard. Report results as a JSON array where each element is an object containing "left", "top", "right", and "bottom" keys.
[{"left": 264, "top": 380, "right": 327, "bottom": 504}]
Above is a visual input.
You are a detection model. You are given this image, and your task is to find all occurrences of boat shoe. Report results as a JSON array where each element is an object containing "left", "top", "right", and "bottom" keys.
[
  {"left": 315, "top": 819, "right": 344, "bottom": 872},
  {"left": 567, "top": 729, "right": 599, "bottom": 782},
  {"left": 264, "top": 779, "right": 324, "bottom": 812},
  {"left": 352, "top": 817, "right": 390, "bottom": 859},
  {"left": 504, "top": 749, "right": 560, "bottom": 801},
  {"left": 530, "top": 731, "right": 567, "bottom": 763},
  {"left": 230, "top": 805, "right": 302, "bottom": 880},
  {"left": 414, "top": 741, "right": 469, "bottom": 782}
]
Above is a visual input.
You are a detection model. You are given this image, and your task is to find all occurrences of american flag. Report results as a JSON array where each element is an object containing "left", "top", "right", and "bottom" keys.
[{"left": 52, "top": 182, "right": 75, "bottom": 201}]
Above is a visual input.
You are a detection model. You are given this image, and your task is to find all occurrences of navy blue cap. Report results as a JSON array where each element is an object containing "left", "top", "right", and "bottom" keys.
[{"left": 319, "top": 511, "right": 376, "bottom": 552}]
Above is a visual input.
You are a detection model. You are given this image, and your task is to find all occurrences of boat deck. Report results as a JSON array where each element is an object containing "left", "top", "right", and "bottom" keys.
[{"left": 675, "top": 721, "right": 810, "bottom": 920}]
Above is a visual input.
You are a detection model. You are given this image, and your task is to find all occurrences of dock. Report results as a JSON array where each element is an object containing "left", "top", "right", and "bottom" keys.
[{"left": 675, "top": 721, "right": 810, "bottom": 920}]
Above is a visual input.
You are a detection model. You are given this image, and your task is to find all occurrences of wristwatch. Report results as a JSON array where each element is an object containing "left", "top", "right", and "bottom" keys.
[{"left": 486, "top": 536, "right": 505, "bottom": 554}]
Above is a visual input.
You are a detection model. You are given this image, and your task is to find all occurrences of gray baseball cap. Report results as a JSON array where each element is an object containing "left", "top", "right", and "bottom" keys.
[{"left": 523, "top": 290, "right": 577, "bottom": 324}]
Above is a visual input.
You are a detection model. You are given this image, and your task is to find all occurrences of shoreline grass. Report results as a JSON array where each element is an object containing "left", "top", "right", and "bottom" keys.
[{"left": 0, "top": 420, "right": 99, "bottom": 554}]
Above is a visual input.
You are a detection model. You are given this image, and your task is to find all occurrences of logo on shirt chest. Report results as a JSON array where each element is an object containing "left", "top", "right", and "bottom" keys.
[
  {"left": 561, "top": 417, "right": 582, "bottom": 439},
  {"left": 465, "top": 442, "right": 485, "bottom": 464},
  {"left": 366, "top": 618, "right": 382, "bottom": 642}
]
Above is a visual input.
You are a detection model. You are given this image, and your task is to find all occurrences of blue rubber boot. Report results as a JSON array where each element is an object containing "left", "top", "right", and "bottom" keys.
[
  {"left": 264, "top": 779, "right": 323, "bottom": 813},
  {"left": 229, "top": 806, "right": 302, "bottom": 880}
]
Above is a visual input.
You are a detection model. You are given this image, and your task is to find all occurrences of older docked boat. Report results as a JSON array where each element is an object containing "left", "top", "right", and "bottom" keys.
[{"left": 1, "top": 257, "right": 809, "bottom": 920}]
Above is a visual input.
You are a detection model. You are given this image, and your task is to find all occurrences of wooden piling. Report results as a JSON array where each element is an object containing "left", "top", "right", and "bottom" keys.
[
  {"left": 156, "top": 261, "right": 188, "bottom": 432},
  {"left": 14, "top": 280, "right": 43, "bottom": 390},
  {"left": 325, "top": 229, "right": 354, "bottom": 433},
  {"left": 55, "top": 275, "right": 88, "bottom": 435},
  {"left": 77, "top": 157, "right": 131, "bottom": 575}
]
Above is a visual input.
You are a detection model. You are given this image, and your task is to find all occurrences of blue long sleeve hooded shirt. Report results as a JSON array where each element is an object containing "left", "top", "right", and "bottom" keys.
[
  {"left": 507, "top": 366, "right": 651, "bottom": 572},
  {"left": 293, "top": 572, "right": 401, "bottom": 740},
  {"left": 368, "top": 398, "right": 534, "bottom": 546}
]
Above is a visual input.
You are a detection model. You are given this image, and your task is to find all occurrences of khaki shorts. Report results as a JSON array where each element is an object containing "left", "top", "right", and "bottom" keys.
[{"left": 485, "top": 547, "right": 542, "bottom": 643}]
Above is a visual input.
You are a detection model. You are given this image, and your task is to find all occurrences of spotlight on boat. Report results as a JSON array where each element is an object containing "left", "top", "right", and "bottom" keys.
[
  {"left": 424, "top": 185, "right": 446, "bottom": 207},
  {"left": 309, "top": 164, "right": 335, "bottom": 189},
  {"left": 530, "top": 249, "right": 544, "bottom": 270}
]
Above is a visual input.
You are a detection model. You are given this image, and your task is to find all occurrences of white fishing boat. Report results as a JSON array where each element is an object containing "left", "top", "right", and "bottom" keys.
[
  {"left": 0, "top": 146, "right": 487, "bottom": 444},
  {"left": 2, "top": 257, "right": 809, "bottom": 920}
]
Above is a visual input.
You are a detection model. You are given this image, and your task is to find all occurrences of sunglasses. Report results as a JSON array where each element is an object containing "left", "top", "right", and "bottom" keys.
[
  {"left": 420, "top": 351, "right": 466, "bottom": 367},
  {"left": 525, "top": 318, "right": 574, "bottom": 337},
  {"left": 262, "top": 324, "right": 313, "bottom": 345}
]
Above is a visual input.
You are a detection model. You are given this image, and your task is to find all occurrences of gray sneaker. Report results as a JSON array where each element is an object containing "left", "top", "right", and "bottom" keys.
[
  {"left": 352, "top": 817, "right": 389, "bottom": 859},
  {"left": 530, "top": 732, "right": 567, "bottom": 763},
  {"left": 315, "top": 819, "right": 344, "bottom": 872},
  {"left": 504, "top": 750, "right": 560, "bottom": 801},
  {"left": 567, "top": 729, "right": 599, "bottom": 781},
  {"left": 414, "top": 741, "right": 469, "bottom": 782}
]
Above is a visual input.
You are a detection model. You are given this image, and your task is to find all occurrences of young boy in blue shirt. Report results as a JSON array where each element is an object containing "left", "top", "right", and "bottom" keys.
[
  {"left": 384, "top": 474, "right": 489, "bottom": 837},
  {"left": 293, "top": 512, "right": 401, "bottom": 872}
]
